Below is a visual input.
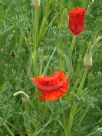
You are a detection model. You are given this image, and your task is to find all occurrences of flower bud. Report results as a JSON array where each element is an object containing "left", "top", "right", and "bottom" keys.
[
  {"left": 84, "top": 36, "right": 102, "bottom": 68},
  {"left": 13, "top": 91, "right": 30, "bottom": 103},
  {"left": 32, "top": 0, "right": 40, "bottom": 7},
  {"left": 83, "top": 48, "right": 92, "bottom": 68}
]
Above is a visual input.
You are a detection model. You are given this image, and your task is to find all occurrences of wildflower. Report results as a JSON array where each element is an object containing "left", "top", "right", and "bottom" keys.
[
  {"left": 68, "top": 7, "right": 85, "bottom": 36},
  {"left": 31, "top": 71, "right": 68, "bottom": 100}
]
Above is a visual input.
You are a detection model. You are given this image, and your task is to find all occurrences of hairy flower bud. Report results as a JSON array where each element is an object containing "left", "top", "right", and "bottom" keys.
[
  {"left": 83, "top": 48, "right": 92, "bottom": 68},
  {"left": 13, "top": 91, "right": 30, "bottom": 103},
  {"left": 32, "top": 0, "right": 40, "bottom": 7}
]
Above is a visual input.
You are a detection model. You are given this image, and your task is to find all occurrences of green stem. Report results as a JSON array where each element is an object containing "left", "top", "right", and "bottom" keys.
[
  {"left": 78, "top": 106, "right": 90, "bottom": 127},
  {"left": 24, "top": 104, "right": 32, "bottom": 136},
  {"left": 67, "top": 67, "right": 89, "bottom": 136},
  {"left": 43, "top": 47, "right": 56, "bottom": 75},
  {"left": 69, "top": 35, "right": 76, "bottom": 58},
  {"left": 77, "top": 67, "right": 89, "bottom": 95},
  {"left": 1, "top": 119, "right": 15, "bottom": 136},
  {"left": 31, "top": 50, "right": 37, "bottom": 76},
  {"left": 60, "top": 99, "right": 68, "bottom": 135},
  {"left": 32, "top": 7, "right": 39, "bottom": 76},
  {"left": 33, "top": 8, "right": 39, "bottom": 47},
  {"left": 67, "top": 104, "right": 78, "bottom": 136}
]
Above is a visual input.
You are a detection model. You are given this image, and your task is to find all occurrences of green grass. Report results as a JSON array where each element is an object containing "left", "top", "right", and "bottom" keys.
[{"left": 0, "top": 0, "right": 102, "bottom": 136}]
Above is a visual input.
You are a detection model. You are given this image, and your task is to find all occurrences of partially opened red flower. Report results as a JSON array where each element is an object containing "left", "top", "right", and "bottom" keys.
[
  {"left": 31, "top": 71, "right": 68, "bottom": 101},
  {"left": 68, "top": 7, "right": 85, "bottom": 36}
]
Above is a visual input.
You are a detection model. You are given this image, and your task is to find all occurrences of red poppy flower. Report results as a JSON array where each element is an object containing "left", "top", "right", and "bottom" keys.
[
  {"left": 68, "top": 7, "right": 85, "bottom": 36},
  {"left": 31, "top": 71, "right": 68, "bottom": 101}
]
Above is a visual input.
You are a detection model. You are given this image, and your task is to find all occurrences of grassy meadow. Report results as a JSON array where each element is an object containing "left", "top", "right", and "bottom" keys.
[{"left": 0, "top": 0, "right": 102, "bottom": 136}]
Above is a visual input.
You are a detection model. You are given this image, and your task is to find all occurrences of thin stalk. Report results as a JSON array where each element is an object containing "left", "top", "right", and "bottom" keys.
[
  {"left": 43, "top": 47, "right": 56, "bottom": 75},
  {"left": 19, "top": 30, "right": 24, "bottom": 46},
  {"left": 24, "top": 103, "right": 32, "bottom": 136},
  {"left": 69, "top": 35, "right": 76, "bottom": 58},
  {"left": 31, "top": 48, "right": 37, "bottom": 76},
  {"left": 67, "top": 104, "right": 78, "bottom": 136},
  {"left": 77, "top": 67, "right": 89, "bottom": 95},
  {"left": 33, "top": 8, "right": 39, "bottom": 47},
  {"left": 34, "top": 119, "right": 52, "bottom": 136},
  {"left": 68, "top": 35, "right": 76, "bottom": 73},
  {"left": 78, "top": 106, "right": 90, "bottom": 127},
  {"left": 0, "top": 25, "right": 15, "bottom": 40},
  {"left": 1, "top": 120, "right": 15, "bottom": 136},
  {"left": 60, "top": 99, "right": 69, "bottom": 136},
  {"left": 67, "top": 67, "right": 89, "bottom": 136},
  {"left": 13, "top": 92, "right": 31, "bottom": 135},
  {"left": 32, "top": 7, "right": 39, "bottom": 76}
]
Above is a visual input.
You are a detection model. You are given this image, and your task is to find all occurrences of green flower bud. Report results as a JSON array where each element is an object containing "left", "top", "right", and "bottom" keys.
[
  {"left": 13, "top": 91, "right": 30, "bottom": 103},
  {"left": 83, "top": 36, "right": 102, "bottom": 68},
  {"left": 83, "top": 48, "right": 92, "bottom": 68},
  {"left": 32, "top": 0, "right": 40, "bottom": 7}
]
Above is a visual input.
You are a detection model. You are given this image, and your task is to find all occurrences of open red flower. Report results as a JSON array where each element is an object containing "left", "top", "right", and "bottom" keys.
[
  {"left": 68, "top": 7, "right": 85, "bottom": 36},
  {"left": 31, "top": 71, "right": 68, "bottom": 101}
]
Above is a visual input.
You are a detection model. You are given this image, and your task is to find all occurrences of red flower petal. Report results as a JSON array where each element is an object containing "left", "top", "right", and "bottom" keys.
[
  {"left": 68, "top": 7, "right": 85, "bottom": 36},
  {"left": 31, "top": 71, "right": 69, "bottom": 101}
]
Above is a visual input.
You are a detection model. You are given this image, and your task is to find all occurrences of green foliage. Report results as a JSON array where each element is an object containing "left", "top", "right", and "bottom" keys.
[{"left": 0, "top": 0, "right": 102, "bottom": 136}]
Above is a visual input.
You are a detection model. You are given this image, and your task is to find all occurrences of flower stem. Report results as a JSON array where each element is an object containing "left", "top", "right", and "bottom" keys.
[
  {"left": 67, "top": 67, "right": 89, "bottom": 136},
  {"left": 13, "top": 91, "right": 32, "bottom": 136},
  {"left": 67, "top": 104, "right": 78, "bottom": 136},
  {"left": 77, "top": 67, "right": 89, "bottom": 95},
  {"left": 69, "top": 35, "right": 76, "bottom": 58},
  {"left": 33, "top": 8, "right": 39, "bottom": 47},
  {"left": 24, "top": 104, "right": 32, "bottom": 136}
]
